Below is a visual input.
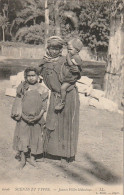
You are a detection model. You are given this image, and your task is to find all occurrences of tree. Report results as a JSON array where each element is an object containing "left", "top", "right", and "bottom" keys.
[
  {"left": 15, "top": 23, "right": 45, "bottom": 44},
  {"left": 79, "top": 0, "right": 111, "bottom": 54},
  {"left": 0, "top": 0, "right": 112, "bottom": 51},
  {"left": 54, "top": 0, "right": 61, "bottom": 36},
  {"left": 44, "top": 0, "right": 49, "bottom": 47},
  {"left": 15, "top": 0, "right": 44, "bottom": 26},
  {"left": 0, "top": 0, "right": 22, "bottom": 41},
  {"left": 0, "top": 15, "right": 8, "bottom": 41},
  {"left": 0, "top": 3, "right": 9, "bottom": 41},
  {"left": 11, "top": 0, "right": 45, "bottom": 43},
  {"left": 104, "top": 0, "right": 124, "bottom": 106},
  {"left": 58, "top": 0, "right": 81, "bottom": 41}
]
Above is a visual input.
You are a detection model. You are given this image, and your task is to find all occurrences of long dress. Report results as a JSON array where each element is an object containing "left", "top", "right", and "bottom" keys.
[
  {"left": 40, "top": 56, "right": 80, "bottom": 159},
  {"left": 12, "top": 82, "right": 48, "bottom": 155}
]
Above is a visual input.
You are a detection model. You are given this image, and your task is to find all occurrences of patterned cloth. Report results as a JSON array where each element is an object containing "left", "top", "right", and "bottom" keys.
[{"left": 43, "top": 49, "right": 62, "bottom": 63}]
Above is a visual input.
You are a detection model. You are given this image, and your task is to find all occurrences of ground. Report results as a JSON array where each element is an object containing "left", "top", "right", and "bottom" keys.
[{"left": 0, "top": 80, "right": 123, "bottom": 194}]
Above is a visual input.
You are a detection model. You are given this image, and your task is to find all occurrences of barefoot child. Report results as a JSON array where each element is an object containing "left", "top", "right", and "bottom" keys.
[
  {"left": 11, "top": 67, "right": 48, "bottom": 169},
  {"left": 55, "top": 38, "right": 83, "bottom": 111}
]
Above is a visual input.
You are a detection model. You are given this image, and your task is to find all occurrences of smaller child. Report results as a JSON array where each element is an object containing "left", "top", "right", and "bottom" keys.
[
  {"left": 55, "top": 38, "right": 83, "bottom": 111},
  {"left": 11, "top": 67, "right": 48, "bottom": 169}
]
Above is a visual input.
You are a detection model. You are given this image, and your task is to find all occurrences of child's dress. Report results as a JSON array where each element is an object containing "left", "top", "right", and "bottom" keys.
[{"left": 12, "top": 82, "right": 48, "bottom": 155}]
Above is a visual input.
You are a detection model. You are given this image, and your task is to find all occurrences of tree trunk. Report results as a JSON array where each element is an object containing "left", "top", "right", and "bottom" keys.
[
  {"left": 104, "top": 12, "right": 124, "bottom": 107},
  {"left": 2, "top": 27, "right": 5, "bottom": 42},
  {"left": 54, "top": 0, "right": 61, "bottom": 36},
  {"left": 10, "top": 20, "right": 15, "bottom": 38},
  {"left": 45, "top": 0, "right": 49, "bottom": 48},
  {"left": 33, "top": 18, "right": 36, "bottom": 25},
  {"left": 64, "top": 0, "right": 66, "bottom": 4}
]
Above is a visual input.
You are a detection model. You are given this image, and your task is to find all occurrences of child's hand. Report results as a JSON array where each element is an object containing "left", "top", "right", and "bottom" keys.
[
  {"left": 15, "top": 115, "right": 21, "bottom": 121},
  {"left": 67, "top": 51, "right": 72, "bottom": 58},
  {"left": 70, "top": 66, "right": 79, "bottom": 72},
  {"left": 28, "top": 119, "right": 35, "bottom": 124},
  {"left": 11, "top": 113, "right": 21, "bottom": 121},
  {"left": 66, "top": 52, "right": 73, "bottom": 66}
]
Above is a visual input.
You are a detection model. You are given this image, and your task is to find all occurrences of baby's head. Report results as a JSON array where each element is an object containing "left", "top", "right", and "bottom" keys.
[
  {"left": 24, "top": 67, "right": 39, "bottom": 85},
  {"left": 67, "top": 38, "right": 83, "bottom": 56}
]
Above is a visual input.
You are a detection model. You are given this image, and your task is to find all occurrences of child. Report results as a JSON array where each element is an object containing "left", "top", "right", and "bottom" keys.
[
  {"left": 11, "top": 67, "right": 48, "bottom": 169},
  {"left": 55, "top": 38, "right": 83, "bottom": 111}
]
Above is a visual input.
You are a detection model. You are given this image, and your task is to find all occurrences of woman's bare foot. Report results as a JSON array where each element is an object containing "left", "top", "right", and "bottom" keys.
[{"left": 61, "top": 158, "right": 68, "bottom": 167}]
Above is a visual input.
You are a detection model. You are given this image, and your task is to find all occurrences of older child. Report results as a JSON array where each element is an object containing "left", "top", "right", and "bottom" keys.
[
  {"left": 55, "top": 38, "right": 83, "bottom": 111},
  {"left": 11, "top": 67, "right": 48, "bottom": 169}
]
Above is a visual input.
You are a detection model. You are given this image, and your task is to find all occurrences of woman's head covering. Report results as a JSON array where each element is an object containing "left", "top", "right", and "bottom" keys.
[
  {"left": 68, "top": 38, "right": 83, "bottom": 52},
  {"left": 42, "top": 36, "right": 65, "bottom": 62},
  {"left": 47, "top": 36, "right": 64, "bottom": 49}
]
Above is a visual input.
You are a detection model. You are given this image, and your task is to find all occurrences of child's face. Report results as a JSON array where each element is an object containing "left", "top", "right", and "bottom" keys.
[
  {"left": 48, "top": 46, "right": 61, "bottom": 58},
  {"left": 67, "top": 44, "right": 77, "bottom": 56},
  {"left": 26, "top": 71, "right": 38, "bottom": 84}
]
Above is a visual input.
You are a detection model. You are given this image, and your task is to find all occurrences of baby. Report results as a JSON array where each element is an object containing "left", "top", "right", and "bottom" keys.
[{"left": 55, "top": 38, "right": 83, "bottom": 111}]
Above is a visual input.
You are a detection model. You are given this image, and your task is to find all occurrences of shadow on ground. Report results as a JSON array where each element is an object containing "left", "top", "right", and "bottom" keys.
[{"left": 44, "top": 153, "right": 122, "bottom": 185}]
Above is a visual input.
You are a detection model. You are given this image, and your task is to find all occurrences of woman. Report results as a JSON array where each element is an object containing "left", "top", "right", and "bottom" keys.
[{"left": 39, "top": 36, "right": 80, "bottom": 162}]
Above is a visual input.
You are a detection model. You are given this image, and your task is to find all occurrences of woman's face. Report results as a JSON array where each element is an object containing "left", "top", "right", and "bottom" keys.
[
  {"left": 48, "top": 46, "right": 61, "bottom": 58},
  {"left": 26, "top": 71, "right": 38, "bottom": 85}
]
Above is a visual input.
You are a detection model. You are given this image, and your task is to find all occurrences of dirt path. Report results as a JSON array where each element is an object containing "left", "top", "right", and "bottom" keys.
[{"left": 0, "top": 80, "right": 123, "bottom": 188}]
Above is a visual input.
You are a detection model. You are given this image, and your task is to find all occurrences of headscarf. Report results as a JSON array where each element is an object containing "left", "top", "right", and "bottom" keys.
[
  {"left": 47, "top": 36, "right": 64, "bottom": 49},
  {"left": 43, "top": 36, "right": 64, "bottom": 63}
]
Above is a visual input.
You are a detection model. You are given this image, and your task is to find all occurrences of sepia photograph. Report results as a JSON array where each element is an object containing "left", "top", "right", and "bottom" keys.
[{"left": 0, "top": 0, "right": 123, "bottom": 194}]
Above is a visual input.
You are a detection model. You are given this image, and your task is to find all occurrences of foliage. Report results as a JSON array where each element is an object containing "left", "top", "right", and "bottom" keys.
[
  {"left": 15, "top": 0, "right": 44, "bottom": 26},
  {"left": 1, "top": 0, "right": 121, "bottom": 54},
  {"left": 78, "top": 0, "right": 111, "bottom": 52},
  {"left": 111, "top": 0, "right": 124, "bottom": 17},
  {"left": 0, "top": 1, "right": 9, "bottom": 41},
  {"left": 14, "top": 24, "right": 45, "bottom": 44},
  {"left": 0, "top": 14, "right": 8, "bottom": 28}
]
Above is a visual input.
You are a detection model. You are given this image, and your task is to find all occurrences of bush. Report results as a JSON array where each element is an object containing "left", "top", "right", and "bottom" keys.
[{"left": 14, "top": 23, "right": 45, "bottom": 44}]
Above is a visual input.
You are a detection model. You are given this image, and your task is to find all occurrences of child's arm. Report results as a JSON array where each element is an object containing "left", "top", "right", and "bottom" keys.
[
  {"left": 11, "top": 96, "right": 22, "bottom": 121},
  {"left": 69, "top": 54, "right": 82, "bottom": 73},
  {"left": 11, "top": 82, "right": 24, "bottom": 121},
  {"left": 66, "top": 53, "right": 74, "bottom": 66}
]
